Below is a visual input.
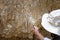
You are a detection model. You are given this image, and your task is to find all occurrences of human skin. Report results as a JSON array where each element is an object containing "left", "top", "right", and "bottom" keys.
[{"left": 32, "top": 26, "right": 44, "bottom": 40}]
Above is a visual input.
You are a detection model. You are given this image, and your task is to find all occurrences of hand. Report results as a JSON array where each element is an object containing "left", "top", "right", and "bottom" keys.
[
  {"left": 32, "top": 25, "right": 39, "bottom": 35},
  {"left": 32, "top": 25, "right": 44, "bottom": 40}
]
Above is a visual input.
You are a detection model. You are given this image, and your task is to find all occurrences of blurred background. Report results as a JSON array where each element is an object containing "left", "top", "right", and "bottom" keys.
[{"left": 0, "top": 0, "right": 60, "bottom": 40}]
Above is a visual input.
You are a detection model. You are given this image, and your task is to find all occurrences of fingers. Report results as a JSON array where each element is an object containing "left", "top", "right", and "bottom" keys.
[{"left": 33, "top": 25, "right": 39, "bottom": 30}]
